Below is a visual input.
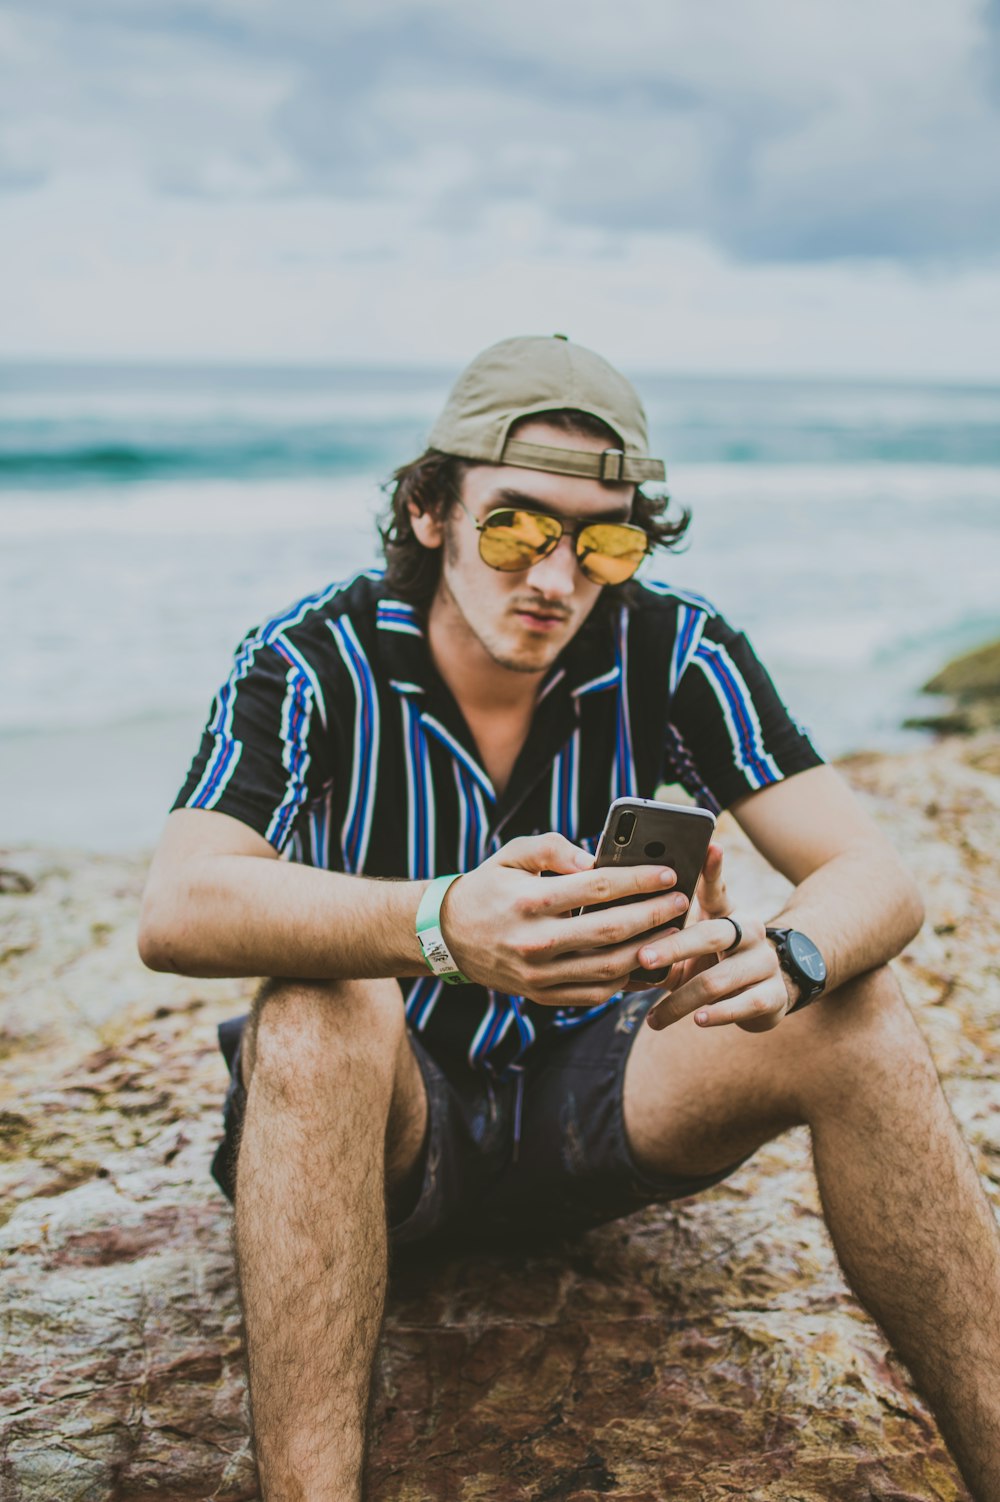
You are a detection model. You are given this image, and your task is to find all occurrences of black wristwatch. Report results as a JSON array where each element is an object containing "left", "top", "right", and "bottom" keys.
[{"left": 766, "top": 928, "right": 827, "bottom": 1013}]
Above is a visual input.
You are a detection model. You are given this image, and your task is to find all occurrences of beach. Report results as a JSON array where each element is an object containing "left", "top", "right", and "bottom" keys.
[
  {"left": 2, "top": 364, "right": 999, "bottom": 1496},
  {"left": 2, "top": 715, "right": 999, "bottom": 1498}
]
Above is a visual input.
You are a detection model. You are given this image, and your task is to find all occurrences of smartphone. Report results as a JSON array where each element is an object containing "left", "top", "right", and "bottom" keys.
[{"left": 590, "top": 796, "right": 716, "bottom": 987}]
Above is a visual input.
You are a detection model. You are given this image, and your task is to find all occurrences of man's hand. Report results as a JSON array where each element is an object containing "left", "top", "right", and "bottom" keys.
[
  {"left": 440, "top": 833, "right": 690, "bottom": 1007},
  {"left": 641, "top": 842, "right": 791, "bottom": 1032}
]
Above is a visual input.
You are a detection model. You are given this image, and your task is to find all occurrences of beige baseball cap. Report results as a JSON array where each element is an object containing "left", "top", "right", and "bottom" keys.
[{"left": 427, "top": 334, "right": 665, "bottom": 484}]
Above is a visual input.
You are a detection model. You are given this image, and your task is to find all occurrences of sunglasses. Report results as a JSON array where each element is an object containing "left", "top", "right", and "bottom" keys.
[{"left": 459, "top": 500, "right": 649, "bottom": 586}]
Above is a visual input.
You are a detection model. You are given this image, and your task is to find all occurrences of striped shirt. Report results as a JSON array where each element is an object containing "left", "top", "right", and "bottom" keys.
[{"left": 174, "top": 569, "right": 822, "bottom": 1075}]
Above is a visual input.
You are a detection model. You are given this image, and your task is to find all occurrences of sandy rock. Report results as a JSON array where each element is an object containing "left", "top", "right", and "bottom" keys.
[{"left": 2, "top": 734, "right": 998, "bottom": 1499}]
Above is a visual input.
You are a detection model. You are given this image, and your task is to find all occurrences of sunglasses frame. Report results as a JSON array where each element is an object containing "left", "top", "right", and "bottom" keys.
[{"left": 458, "top": 499, "right": 650, "bottom": 584}]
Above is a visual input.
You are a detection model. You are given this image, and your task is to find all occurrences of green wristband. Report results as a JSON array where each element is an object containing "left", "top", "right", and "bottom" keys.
[{"left": 415, "top": 874, "right": 470, "bottom": 985}]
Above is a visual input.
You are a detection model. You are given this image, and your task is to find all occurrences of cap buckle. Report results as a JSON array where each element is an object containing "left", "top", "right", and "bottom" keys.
[{"left": 599, "top": 449, "right": 625, "bottom": 482}]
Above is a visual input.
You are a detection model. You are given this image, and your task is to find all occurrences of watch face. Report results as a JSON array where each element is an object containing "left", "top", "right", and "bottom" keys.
[{"left": 788, "top": 931, "right": 827, "bottom": 984}]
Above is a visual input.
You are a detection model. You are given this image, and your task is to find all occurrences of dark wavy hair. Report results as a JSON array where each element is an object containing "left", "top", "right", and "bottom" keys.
[{"left": 378, "top": 409, "right": 690, "bottom": 610}]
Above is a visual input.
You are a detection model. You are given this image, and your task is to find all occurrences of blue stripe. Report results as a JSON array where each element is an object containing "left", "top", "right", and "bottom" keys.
[
  {"left": 469, "top": 992, "right": 521, "bottom": 1069},
  {"left": 612, "top": 609, "right": 637, "bottom": 800},
  {"left": 505, "top": 997, "right": 536, "bottom": 1066},
  {"left": 272, "top": 635, "right": 328, "bottom": 732},
  {"left": 377, "top": 599, "right": 420, "bottom": 616},
  {"left": 309, "top": 798, "right": 331, "bottom": 868},
  {"left": 331, "top": 621, "right": 378, "bottom": 871},
  {"left": 568, "top": 730, "right": 578, "bottom": 834},
  {"left": 483, "top": 1003, "right": 516, "bottom": 1066},
  {"left": 405, "top": 974, "right": 443, "bottom": 1030},
  {"left": 670, "top": 603, "right": 705, "bottom": 697},
  {"left": 378, "top": 620, "right": 424, "bottom": 636},
  {"left": 472, "top": 781, "right": 487, "bottom": 865},
  {"left": 419, "top": 714, "right": 495, "bottom": 801},
  {"left": 643, "top": 579, "right": 717, "bottom": 617},
  {"left": 190, "top": 664, "right": 246, "bottom": 806},
  {"left": 405, "top": 705, "right": 420, "bottom": 877},
  {"left": 191, "top": 594, "right": 343, "bottom": 809},
  {"left": 417, "top": 978, "right": 444, "bottom": 1029},
  {"left": 191, "top": 733, "right": 237, "bottom": 808},
  {"left": 403, "top": 702, "right": 434, "bottom": 880},
  {"left": 376, "top": 600, "right": 424, "bottom": 635},
  {"left": 551, "top": 997, "right": 618, "bottom": 1030},
  {"left": 469, "top": 994, "right": 499, "bottom": 1067},
  {"left": 695, "top": 642, "right": 778, "bottom": 788},
  {"left": 455, "top": 763, "right": 483, "bottom": 871},
  {"left": 550, "top": 730, "right": 579, "bottom": 838},
  {"left": 267, "top": 670, "right": 315, "bottom": 847},
  {"left": 259, "top": 570, "right": 380, "bottom": 648},
  {"left": 572, "top": 666, "right": 620, "bottom": 698},
  {"left": 560, "top": 745, "right": 569, "bottom": 831}
]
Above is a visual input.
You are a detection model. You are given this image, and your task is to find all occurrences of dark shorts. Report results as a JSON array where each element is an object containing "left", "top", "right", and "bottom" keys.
[{"left": 211, "top": 990, "right": 750, "bottom": 1249}]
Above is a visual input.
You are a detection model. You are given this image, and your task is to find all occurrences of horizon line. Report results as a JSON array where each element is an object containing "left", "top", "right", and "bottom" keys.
[{"left": 1, "top": 356, "right": 999, "bottom": 392}]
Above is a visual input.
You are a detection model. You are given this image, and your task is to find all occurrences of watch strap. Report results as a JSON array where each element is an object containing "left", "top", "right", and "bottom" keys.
[{"left": 416, "top": 875, "right": 470, "bottom": 985}]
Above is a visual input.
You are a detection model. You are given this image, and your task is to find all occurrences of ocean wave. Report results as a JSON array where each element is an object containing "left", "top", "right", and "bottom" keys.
[
  {"left": 3, "top": 366, "right": 1000, "bottom": 488},
  {"left": 0, "top": 429, "right": 412, "bottom": 486},
  {"left": 3, "top": 424, "right": 1000, "bottom": 488}
]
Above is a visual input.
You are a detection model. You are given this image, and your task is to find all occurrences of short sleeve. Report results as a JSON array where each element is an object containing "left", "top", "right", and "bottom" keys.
[
  {"left": 172, "top": 633, "right": 330, "bottom": 852},
  {"left": 667, "top": 611, "right": 823, "bottom": 812}
]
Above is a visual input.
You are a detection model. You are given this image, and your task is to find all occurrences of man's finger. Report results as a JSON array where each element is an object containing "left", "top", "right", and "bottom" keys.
[
  {"left": 499, "top": 833, "right": 594, "bottom": 876},
  {"left": 648, "top": 950, "right": 765, "bottom": 1022},
  {"left": 571, "top": 893, "right": 689, "bottom": 951},
  {"left": 528, "top": 861, "right": 679, "bottom": 917},
  {"left": 692, "top": 991, "right": 784, "bottom": 1030},
  {"left": 549, "top": 891, "right": 689, "bottom": 955},
  {"left": 654, "top": 949, "right": 762, "bottom": 1009},
  {"left": 695, "top": 841, "right": 729, "bottom": 920},
  {"left": 634, "top": 915, "right": 743, "bottom": 977},
  {"left": 648, "top": 982, "right": 785, "bottom": 1032}
]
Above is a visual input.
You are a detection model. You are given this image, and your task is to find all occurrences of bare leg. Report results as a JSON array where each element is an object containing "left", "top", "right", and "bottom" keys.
[
  {"left": 624, "top": 968, "right": 1000, "bottom": 1501},
  {"left": 235, "top": 977, "right": 427, "bottom": 1502},
  {"left": 806, "top": 974, "right": 1000, "bottom": 1501}
]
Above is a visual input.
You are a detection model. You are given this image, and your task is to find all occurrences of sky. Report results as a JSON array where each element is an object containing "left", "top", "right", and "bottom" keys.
[{"left": 2, "top": 0, "right": 1000, "bottom": 376}]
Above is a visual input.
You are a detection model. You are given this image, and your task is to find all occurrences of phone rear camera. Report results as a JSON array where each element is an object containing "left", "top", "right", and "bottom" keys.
[
  {"left": 614, "top": 811, "right": 636, "bottom": 846},
  {"left": 644, "top": 840, "right": 666, "bottom": 858}
]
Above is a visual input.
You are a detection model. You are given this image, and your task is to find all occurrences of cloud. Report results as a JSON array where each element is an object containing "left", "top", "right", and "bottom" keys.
[{"left": 1, "top": 0, "right": 999, "bottom": 263}]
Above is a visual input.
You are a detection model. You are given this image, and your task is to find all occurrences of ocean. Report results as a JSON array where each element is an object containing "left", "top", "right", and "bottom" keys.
[{"left": 2, "top": 362, "right": 998, "bottom": 850}]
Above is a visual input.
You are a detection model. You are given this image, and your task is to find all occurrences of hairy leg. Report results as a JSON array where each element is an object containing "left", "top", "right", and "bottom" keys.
[
  {"left": 624, "top": 968, "right": 1000, "bottom": 1501},
  {"left": 235, "top": 977, "right": 427, "bottom": 1502}
]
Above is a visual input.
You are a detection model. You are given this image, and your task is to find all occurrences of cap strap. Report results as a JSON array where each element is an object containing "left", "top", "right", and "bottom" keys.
[{"left": 500, "top": 439, "right": 665, "bottom": 484}]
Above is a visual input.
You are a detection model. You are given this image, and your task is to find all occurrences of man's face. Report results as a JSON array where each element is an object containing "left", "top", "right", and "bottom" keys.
[{"left": 430, "top": 420, "right": 635, "bottom": 677}]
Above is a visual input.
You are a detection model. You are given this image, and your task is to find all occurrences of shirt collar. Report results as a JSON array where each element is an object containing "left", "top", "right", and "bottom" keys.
[
  {"left": 374, "top": 597, "right": 429, "bottom": 695},
  {"left": 375, "top": 593, "right": 622, "bottom": 703}
]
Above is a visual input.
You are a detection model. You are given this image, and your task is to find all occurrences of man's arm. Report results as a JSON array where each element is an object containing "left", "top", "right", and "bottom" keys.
[
  {"left": 138, "top": 809, "right": 431, "bottom": 979},
  {"left": 733, "top": 762, "right": 925, "bottom": 995},
  {"left": 137, "top": 808, "right": 697, "bottom": 1002},
  {"left": 640, "top": 764, "right": 924, "bottom": 1029}
]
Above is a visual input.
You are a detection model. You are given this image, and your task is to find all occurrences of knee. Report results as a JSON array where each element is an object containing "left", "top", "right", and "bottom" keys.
[
  {"left": 247, "top": 976, "right": 405, "bottom": 1106},
  {"left": 828, "top": 965, "right": 924, "bottom": 1051},
  {"left": 794, "top": 965, "right": 937, "bottom": 1112}
]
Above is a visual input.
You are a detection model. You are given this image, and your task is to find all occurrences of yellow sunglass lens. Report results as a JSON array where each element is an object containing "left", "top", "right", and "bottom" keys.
[
  {"left": 479, "top": 510, "right": 562, "bottom": 571},
  {"left": 576, "top": 524, "right": 648, "bottom": 584},
  {"left": 474, "top": 507, "right": 647, "bottom": 583}
]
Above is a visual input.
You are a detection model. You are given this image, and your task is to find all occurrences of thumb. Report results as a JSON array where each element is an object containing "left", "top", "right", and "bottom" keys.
[
  {"left": 696, "top": 841, "right": 729, "bottom": 919},
  {"left": 498, "top": 832, "right": 594, "bottom": 875}
]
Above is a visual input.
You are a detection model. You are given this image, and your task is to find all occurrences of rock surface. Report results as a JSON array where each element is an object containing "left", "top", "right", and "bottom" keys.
[
  {"left": 907, "top": 637, "right": 1000, "bottom": 736},
  {"left": 2, "top": 733, "right": 999, "bottom": 1500}
]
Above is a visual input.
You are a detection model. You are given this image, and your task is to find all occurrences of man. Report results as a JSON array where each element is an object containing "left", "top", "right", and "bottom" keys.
[{"left": 139, "top": 335, "right": 1000, "bottom": 1502}]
